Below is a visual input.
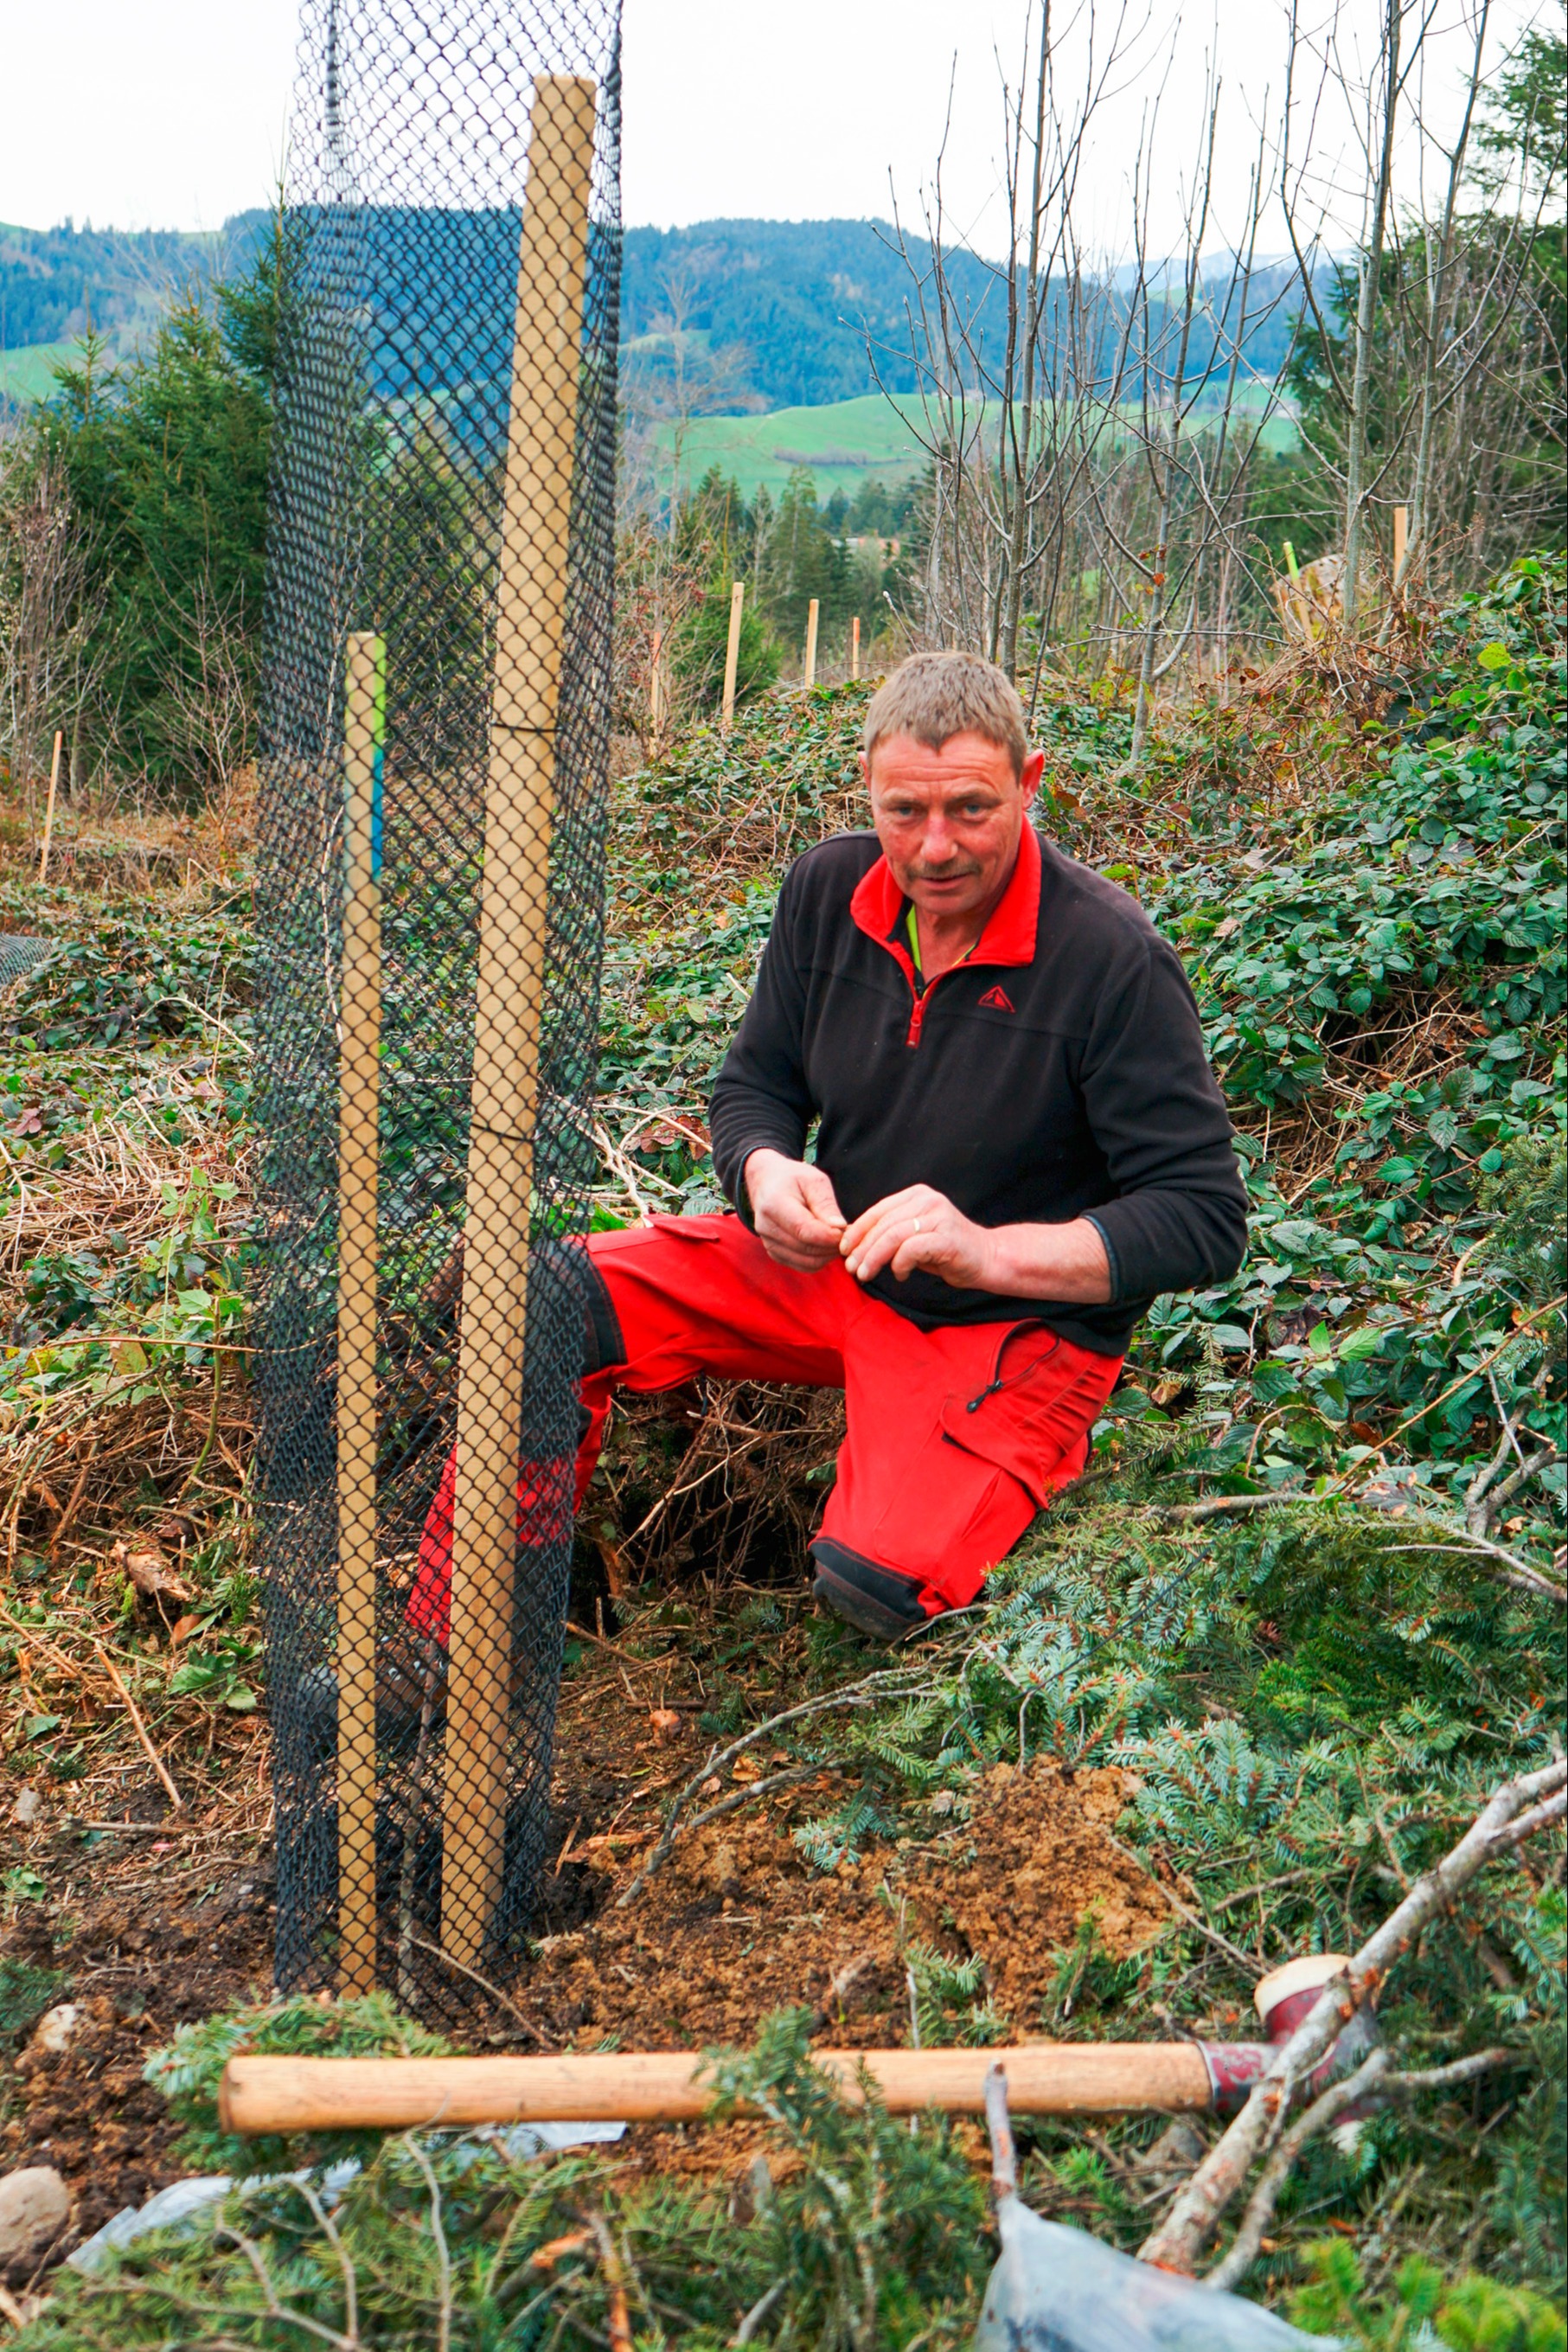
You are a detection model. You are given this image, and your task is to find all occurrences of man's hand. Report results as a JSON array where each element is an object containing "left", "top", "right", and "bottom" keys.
[
  {"left": 840, "top": 1183, "right": 1113, "bottom": 1304},
  {"left": 840, "top": 1184, "right": 999, "bottom": 1290},
  {"left": 744, "top": 1148, "right": 848, "bottom": 1271}
]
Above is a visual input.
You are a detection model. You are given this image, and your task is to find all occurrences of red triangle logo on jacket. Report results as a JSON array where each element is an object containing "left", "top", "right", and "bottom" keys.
[{"left": 977, "top": 984, "right": 1015, "bottom": 1013}]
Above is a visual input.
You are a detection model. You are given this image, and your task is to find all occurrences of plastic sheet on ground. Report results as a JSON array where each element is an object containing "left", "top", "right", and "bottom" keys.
[
  {"left": 973, "top": 2193, "right": 1339, "bottom": 2351},
  {"left": 67, "top": 2119, "right": 626, "bottom": 2273}
]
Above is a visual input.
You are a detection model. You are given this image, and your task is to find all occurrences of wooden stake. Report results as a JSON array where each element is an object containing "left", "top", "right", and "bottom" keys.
[
  {"left": 337, "top": 628, "right": 385, "bottom": 1994},
  {"left": 443, "top": 73, "right": 597, "bottom": 1970},
  {"left": 648, "top": 626, "right": 665, "bottom": 742},
  {"left": 37, "top": 730, "right": 63, "bottom": 886},
  {"left": 850, "top": 615, "right": 861, "bottom": 683},
  {"left": 220, "top": 2041, "right": 1216, "bottom": 2137},
  {"left": 1392, "top": 503, "right": 1408, "bottom": 585},
  {"left": 720, "top": 580, "right": 744, "bottom": 730},
  {"left": 803, "top": 597, "right": 820, "bottom": 690}
]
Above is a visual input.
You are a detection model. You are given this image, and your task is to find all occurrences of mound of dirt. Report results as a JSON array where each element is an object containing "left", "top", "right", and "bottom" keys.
[
  {"left": 520, "top": 1758, "right": 1164, "bottom": 2057},
  {"left": 907, "top": 1761, "right": 1169, "bottom": 2016}
]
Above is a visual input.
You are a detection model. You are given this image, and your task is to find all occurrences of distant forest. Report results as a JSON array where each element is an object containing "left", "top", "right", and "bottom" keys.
[{"left": 3, "top": 211, "right": 1310, "bottom": 415}]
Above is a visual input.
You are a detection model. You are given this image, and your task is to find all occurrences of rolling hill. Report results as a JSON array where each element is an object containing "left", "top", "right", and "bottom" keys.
[{"left": 3, "top": 213, "right": 1309, "bottom": 426}]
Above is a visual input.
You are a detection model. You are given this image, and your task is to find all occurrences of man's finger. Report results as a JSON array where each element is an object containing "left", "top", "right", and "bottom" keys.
[
  {"left": 785, "top": 1201, "right": 842, "bottom": 1245},
  {"left": 841, "top": 1188, "right": 926, "bottom": 1256},
  {"left": 848, "top": 1210, "right": 938, "bottom": 1283},
  {"left": 888, "top": 1231, "right": 944, "bottom": 1281}
]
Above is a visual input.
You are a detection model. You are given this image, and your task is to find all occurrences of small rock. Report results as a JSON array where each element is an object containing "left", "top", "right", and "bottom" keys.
[
  {"left": 29, "top": 2005, "right": 83, "bottom": 2055},
  {"left": 0, "top": 2166, "right": 71, "bottom": 2268},
  {"left": 10, "top": 1787, "right": 42, "bottom": 1828},
  {"left": 708, "top": 1843, "right": 739, "bottom": 1894}
]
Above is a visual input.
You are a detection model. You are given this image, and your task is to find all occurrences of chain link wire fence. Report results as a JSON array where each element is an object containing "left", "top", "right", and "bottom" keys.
[{"left": 253, "top": 0, "right": 621, "bottom": 2010}]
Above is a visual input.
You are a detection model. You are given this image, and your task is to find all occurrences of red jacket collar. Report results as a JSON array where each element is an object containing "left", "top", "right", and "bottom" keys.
[{"left": 849, "top": 818, "right": 1041, "bottom": 984}]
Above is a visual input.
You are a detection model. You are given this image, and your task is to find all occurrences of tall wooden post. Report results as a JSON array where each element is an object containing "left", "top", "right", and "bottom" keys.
[
  {"left": 442, "top": 74, "right": 597, "bottom": 1969},
  {"left": 648, "top": 625, "right": 665, "bottom": 743},
  {"left": 803, "top": 597, "right": 820, "bottom": 690},
  {"left": 850, "top": 616, "right": 861, "bottom": 683},
  {"left": 337, "top": 630, "right": 385, "bottom": 1992},
  {"left": 1392, "top": 504, "right": 1408, "bottom": 586},
  {"left": 37, "top": 731, "right": 63, "bottom": 887},
  {"left": 720, "top": 580, "right": 744, "bottom": 730}
]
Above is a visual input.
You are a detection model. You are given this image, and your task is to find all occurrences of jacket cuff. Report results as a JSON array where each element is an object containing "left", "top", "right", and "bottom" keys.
[{"left": 1082, "top": 1214, "right": 1123, "bottom": 1304}]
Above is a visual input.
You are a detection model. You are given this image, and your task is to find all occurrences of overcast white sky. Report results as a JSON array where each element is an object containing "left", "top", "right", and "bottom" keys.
[{"left": 0, "top": 0, "right": 1541, "bottom": 261}]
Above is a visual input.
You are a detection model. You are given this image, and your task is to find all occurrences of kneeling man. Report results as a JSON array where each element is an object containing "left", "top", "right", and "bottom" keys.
[{"left": 416, "top": 652, "right": 1246, "bottom": 1644}]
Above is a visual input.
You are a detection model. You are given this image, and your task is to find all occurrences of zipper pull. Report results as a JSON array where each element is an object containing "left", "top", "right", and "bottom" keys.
[{"left": 967, "top": 1376, "right": 1005, "bottom": 1413}]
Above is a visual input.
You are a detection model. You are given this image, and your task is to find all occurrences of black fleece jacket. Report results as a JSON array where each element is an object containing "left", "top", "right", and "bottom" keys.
[{"left": 707, "top": 822, "right": 1247, "bottom": 1355}]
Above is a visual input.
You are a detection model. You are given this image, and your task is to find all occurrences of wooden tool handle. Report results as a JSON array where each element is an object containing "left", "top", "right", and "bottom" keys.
[{"left": 218, "top": 2042, "right": 1213, "bottom": 2136}]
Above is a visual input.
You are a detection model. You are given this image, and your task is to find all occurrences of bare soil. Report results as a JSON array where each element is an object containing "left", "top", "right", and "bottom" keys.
[
  {"left": 1, "top": 1736, "right": 274, "bottom": 2271},
  {"left": 1, "top": 1613, "right": 1168, "bottom": 2265}
]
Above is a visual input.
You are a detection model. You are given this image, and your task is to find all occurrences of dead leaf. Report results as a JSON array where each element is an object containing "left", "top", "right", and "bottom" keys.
[
  {"left": 170, "top": 1613, "right": 205, "bottom": 1645},
  {"left": 596, "top": 1533, "right": 629, "bottom": 1598},
  {"left": 530, "top": 2230, "right": 592, "bottom": 2272},
  {"left": 113, "top": 1535, "right": 195, "bottom": 1605}
]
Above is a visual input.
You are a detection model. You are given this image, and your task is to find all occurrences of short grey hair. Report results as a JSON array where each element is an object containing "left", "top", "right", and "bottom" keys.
[{"left": 863, "top": 651, "right": 1027, "bottom": 778}]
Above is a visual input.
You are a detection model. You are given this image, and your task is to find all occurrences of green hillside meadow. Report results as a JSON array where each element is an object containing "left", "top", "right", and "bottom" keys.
[
  {"left": 646, "top": 387, "right": 1298, "bottom": 504},
  {"left": 0, "top": 341, "right": 82, "bottom": 407}
]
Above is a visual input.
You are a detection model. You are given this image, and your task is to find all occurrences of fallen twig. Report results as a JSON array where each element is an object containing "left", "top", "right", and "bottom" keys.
[
  {"left": 564, "top": 1618, "right": 648, "bottom": 1663},
  {"left": 404, "top": 2137, "right": 453, "bottom": 2352},
  {"left": 615, "top": 1667, "right": 926, "bottom": 1907},
  {"left": 1373, "top": 1297, "right": 1566, "bottom": 1452},
  {"left": 1139, "top": 1754, "right": 1566, "bottom": 2275},
  {"left": 1384, "top": 1535, "right": 1567, "bottom": 1607},
  {"left": 1154, "top": 1491, "right": 1324, "bottom": 1523},
  {"left": 1380, "top": 2047, "right": 1516, "bottom": 2096},
  {"left": 1154, "top": 1490, "right": 1567, "bottom": 1606},
  {"left": 406, "top": 1933, "right": 556, "bottom": 2045},
  {"left": 1103, "top": 1834, "right": 1259, "bottom": 1974},
  {"left": 1204, "top": 2043, "right": 1515, "bottom": 2291},
  {"left": 94, "top": 1643, "right": 183, "bottom": 1812},
  {"left": 662, "top": 1762, "right": 822, "bottom": 1845},
  {"left": 1204, "top": 2048, "right": 1392, "bottom": 2290},
  {"left": 585, "top": 2210, "right": 632, "bottom": 2352}
]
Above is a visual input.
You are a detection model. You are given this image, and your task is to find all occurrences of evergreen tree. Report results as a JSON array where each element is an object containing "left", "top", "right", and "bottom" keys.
[{"left": 30, "top": 229, "right": 281, "bottom": 792}]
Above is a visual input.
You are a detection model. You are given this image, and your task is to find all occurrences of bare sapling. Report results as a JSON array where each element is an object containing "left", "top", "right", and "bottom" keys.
[{"left": 1341, "top": 0, "right": 1405, "bottom": 620}]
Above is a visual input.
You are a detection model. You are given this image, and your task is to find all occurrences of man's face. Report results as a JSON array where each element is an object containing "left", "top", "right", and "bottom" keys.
[{"left": 862, "top": 730, "right": 1043, "bottom": 926}]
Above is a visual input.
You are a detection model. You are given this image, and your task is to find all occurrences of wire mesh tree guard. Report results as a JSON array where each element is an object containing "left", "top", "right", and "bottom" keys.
[{"left": 253, "top": 0, "right": 621, "bottom": 2011}]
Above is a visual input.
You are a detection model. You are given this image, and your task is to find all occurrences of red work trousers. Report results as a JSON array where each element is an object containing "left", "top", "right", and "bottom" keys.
[{"left": 408, "top": 1213, "right": 1121, "bottom": 1635}]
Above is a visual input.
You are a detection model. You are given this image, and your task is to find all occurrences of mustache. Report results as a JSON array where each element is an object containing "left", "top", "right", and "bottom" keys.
[{"left": 907, "top": 856, "right": 983, "bottom": 881}]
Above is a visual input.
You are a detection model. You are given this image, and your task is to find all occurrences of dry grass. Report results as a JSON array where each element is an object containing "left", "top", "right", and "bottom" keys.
[{"left": 0, "top": 779, "right": 264, "bottom": 1875}]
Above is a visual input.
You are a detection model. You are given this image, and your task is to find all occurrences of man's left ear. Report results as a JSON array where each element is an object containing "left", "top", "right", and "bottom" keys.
[{"left": 1020, "top": 749, "right": 1046, "bottom": 807}]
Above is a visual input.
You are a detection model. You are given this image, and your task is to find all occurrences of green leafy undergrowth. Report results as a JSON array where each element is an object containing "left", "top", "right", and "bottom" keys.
[
  {"left": 1289, "top": 2240, "right": 1566, "bottom": 2349},
  {"left": 1118, "top": 558, "right": 1565, "bottom": 1534},
  {"left": 0, "top": 896, "right": 254, "bottom": 1415},
  {"left": 145, "top": 1989, "right": 456, "bottom": 2180},
  {"left": 22, "top": 2009, "right": 987, "bottom": 2352}
]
